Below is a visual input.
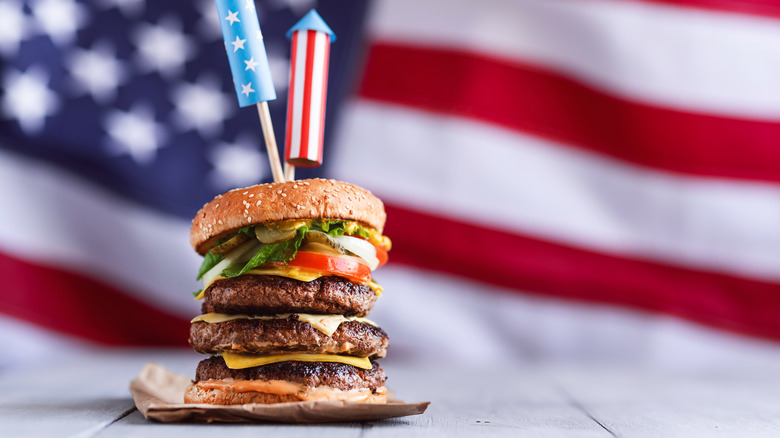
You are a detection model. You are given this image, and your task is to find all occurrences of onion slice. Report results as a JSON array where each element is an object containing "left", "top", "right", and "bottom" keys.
[
  {"left": 332, "top": 235, "right": 379, "bottom": 270},
  {"left": 202, "top": 240, "right": 261, "bottom": 287}
]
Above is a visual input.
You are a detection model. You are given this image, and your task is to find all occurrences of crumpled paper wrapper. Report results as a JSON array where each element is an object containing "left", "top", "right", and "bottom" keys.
[{"left": 130, "top": 362, "right": 429, "bottom": 423}]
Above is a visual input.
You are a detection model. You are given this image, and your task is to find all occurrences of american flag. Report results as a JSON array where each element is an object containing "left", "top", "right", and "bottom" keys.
[{"left": 2, "top": 0, "right": 780, "bottom": 368}]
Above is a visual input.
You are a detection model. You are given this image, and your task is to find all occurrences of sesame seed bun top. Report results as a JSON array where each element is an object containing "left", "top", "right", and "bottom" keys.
[{"left": 190, "top": 179, "right": 387, "bottom": 255}]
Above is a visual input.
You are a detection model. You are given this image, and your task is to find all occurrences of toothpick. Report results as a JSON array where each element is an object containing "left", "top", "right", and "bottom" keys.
[
  {"left": 255, "top": 102, "right": 285, "bottom": 183},
  {"left": 284, "top": 162, "right": 295, "bottom": 181}
]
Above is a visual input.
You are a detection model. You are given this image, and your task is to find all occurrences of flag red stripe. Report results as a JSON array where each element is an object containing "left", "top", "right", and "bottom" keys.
[
  {"left": 383, "top": 203, "right": 780, "bottom": 341},
  {"left": 318, "top": 40, "right": 330, "bottom": 164},
  {"left": 359, "top": 43, "right": 780, "bottom": 183},
  {"left": 299, "top": 30, "right": 317, "bottom": 161},
  {"left": 0, "top": 250, "right": 190, "bottom": 346},
  {"left": 626, "top": 0, "right": 780, "bottom": 20},
  {"left": 284, "top": 30, "right": 300, "bottom": 161}
]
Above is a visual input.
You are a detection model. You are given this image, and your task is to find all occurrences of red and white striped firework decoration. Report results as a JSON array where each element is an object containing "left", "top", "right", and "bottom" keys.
[{"left": 284, "top": 10, "right": 336, "bottom": 168}]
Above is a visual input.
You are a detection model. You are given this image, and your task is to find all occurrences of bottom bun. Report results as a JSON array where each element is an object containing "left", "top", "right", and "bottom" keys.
[{"left": 184, "top": 380, "right": 388, "bottom": 405}]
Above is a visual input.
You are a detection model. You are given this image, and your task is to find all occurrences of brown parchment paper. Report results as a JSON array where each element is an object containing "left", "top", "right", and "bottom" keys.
[{"left": 129, "top": 362, "right": 429, "bottom": 424}]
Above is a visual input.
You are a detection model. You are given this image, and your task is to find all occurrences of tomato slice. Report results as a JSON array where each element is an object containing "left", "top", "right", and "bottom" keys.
[
  {"left": 374, "top": 244, "right": 389, "bottom": 267},
  {"left": 285, "top": 251, "right": 371, "bottom": 284}
]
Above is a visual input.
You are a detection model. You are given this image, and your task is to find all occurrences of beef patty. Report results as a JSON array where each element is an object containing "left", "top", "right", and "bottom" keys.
[
  {"left": 189, "top": 317, "right": 388, "bottom": 358},
  {"left": 202, "top": 275, "right": 377, "bottom": 317},
  {"left": 194, "top": 355, "right": 386, "bottom": 392}
]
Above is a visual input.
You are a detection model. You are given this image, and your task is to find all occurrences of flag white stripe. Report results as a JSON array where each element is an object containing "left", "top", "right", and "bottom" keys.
[
  {"left": 289, "top": 30, "right": 309, "bottom": 159},
  {"left": 0, "top": 315, "right": 94, "bottom": 369},
  {"left": 333, "top": 100, "right": 780, "bottom": 282},
  {"left": 0, "top": 149, "right": 200, "bottom": 317},
  {"left": 372, "top": 265, "right": 780, "bottom": 368},
  {"left": 369, "top": 0, "right": 780, "bottom": 121},
  {"left": 307, "top": 31, "right": 328, "bottom": 162}
]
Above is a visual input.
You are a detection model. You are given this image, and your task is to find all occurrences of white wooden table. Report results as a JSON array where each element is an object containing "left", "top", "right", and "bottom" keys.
[{"left": 2, "top": 349, "right": 780, "bottom": 437}]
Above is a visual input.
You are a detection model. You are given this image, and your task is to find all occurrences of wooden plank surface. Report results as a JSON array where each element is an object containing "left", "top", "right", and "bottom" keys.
[
  {"left": 2, "top": 349, "right": 779, "bottom": 437},
  {"left": 550, "top": 365, "right": 780, "bottom": 437}
]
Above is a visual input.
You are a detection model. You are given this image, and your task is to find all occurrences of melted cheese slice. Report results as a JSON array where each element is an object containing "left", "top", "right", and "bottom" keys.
[
  {"left": 221, "top": 352, "right": 372, "bottom": 370},
  {"left": 191, "top": 313, "right": 376, "bottom": 337}
]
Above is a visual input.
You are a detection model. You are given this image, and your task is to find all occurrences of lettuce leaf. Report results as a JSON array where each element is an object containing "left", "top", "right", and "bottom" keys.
[
  {"left": 221, "top": 226, "right": 309, "bottom": 278},
  {"left": 312, "top": 220, "right": 370, "bottom": 239},
  {"left": 196, "top": 251, "right": 223, "bottom": 280},
  {"left": 236, "top": 226, "right": 255, "bottom": 237}
]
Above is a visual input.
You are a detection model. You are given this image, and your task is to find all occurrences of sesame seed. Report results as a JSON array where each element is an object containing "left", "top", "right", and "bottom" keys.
[
  {"left": 256, "top": 200, "right": 262, "bottom": 205},
  {"left": 218, "top": 220, "right": 223, "bottom": 224},
  {"left": 248, "top": 217, "right": 252, "bottom": 221},
  {"left": 281, "top": 193, "right": 287, "bottom": 197},
  {"left": 293, "top": 184, "right": 298, "bottom": 189},
  {"left": 248, "top": 194, "right": 254, "bottom": 198},
  {"left": 243, "top": 191, "right": 248, "bottom": 195}
]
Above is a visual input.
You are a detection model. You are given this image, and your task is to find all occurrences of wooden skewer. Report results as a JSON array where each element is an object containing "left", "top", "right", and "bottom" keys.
[
  {"left": 284, "top": 162, "right": 295, "bottom": 181},
  {"left": 255, "top": 101, "right": 285, "bottom": 183}
]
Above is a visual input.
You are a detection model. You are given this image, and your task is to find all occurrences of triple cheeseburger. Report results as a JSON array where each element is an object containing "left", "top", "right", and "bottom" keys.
[{"left": 185, "top": 179, "right": 392, "bottom": 404}]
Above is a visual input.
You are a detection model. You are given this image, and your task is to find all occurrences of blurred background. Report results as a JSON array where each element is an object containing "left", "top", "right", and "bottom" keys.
[{"left": 2, "top": 0, "right": 780, "bottom": 370}]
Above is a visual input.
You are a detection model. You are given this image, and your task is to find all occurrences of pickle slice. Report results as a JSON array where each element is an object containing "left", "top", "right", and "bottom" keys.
[
  {"left": 255, "top": 224, "right": 298, "bottom": 244},
  {"left": 303, "top": 230, "right": 347, "bottom": 253},
  {"left": 210, "top": 233, "right": 249, "bottom": 255}
]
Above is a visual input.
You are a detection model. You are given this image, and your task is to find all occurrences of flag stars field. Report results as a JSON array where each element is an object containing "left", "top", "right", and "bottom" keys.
[
  {"left": 2, "top": 67, "right": 60, "bottom": 134},
  {"left": 171, "top": 75, "right": 234, "bottom": 138},
  {"left": 266, "top": 47, "right": 289, "bottom": 92},
  {"left": 270, "top": 0, "right": 317, "bottom": 15},
  {"left": 196, "top": 0, "right": 222, "bottom": 41},
  {"left": 97, "top": 0, "right": 146, "bottom": 18},
  {"left": 131, "top": 17, "right": 195, "bottom": 78},
  {"left": 30, "top": 0, "right": 89, "bottom": 46},
  {"left": 103, "top": 105, "right": 168, "bottom": 165},
  {"left": 66, "top": 42, "right": 128, "bottom": 104},
  {"left": 209, "top": 134, "right": 268, "bottom": 189},
  {"left": 0, "top": 0, "right": 28, "bottom": 57}
]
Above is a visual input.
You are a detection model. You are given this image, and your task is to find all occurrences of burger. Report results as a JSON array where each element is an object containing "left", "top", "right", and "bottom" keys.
[{"left": 185, "top": 179, "right": 392, "bottom": 404}]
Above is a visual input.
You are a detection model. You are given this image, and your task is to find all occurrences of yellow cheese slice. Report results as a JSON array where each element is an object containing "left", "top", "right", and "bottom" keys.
[
  {"left": 221, "top": 352, "right": 372, "bottom": 370},
  {"left": 190, "top": 313, "right": 377, "bottom": 337},
  {"left": 244, "top": 266, "right": 324, "bottom": 282}
]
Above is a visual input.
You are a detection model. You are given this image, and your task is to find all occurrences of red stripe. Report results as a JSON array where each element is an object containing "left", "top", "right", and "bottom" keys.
[
  {"left": 284, "top": 30, "right": 300, "bottom": 162},
  {"left": 383, "top": 204, "right": 780, "bottom": 342},
  {"left": 359, "top": 43, "right": 780, "bottom": 183},
  {"left": 0, "top": 250, "right": 190, "bottom": 346},
  {"left": 626, "top": 0, "right": 780, "bottom": 20},
  {"left": 298, "top": 30, "right": 317, "bottom": 162},
  {"left": 317, "top": 39, "right": 330, "bottom": 164}
]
